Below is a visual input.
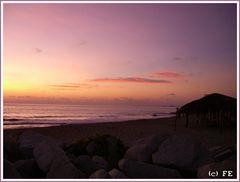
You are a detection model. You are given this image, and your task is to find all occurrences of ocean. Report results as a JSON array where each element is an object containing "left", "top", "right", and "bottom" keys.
[{"left": 3, "top": 103, "right": 176, "bottom": 129}]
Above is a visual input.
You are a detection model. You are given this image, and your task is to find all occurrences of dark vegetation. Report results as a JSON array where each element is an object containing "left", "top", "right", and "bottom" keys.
[{"left": 64, "top": 134, "right": 127, "bottom": 168}]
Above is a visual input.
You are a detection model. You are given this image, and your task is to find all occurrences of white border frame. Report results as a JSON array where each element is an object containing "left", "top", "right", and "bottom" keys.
[{"left": 0, "top": 1, "right": 239, "bottom": 181}]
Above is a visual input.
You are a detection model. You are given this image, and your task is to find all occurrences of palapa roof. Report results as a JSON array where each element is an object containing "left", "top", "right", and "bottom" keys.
[{"left": 179, "top": 93, "right": 236, "bottom": 114}]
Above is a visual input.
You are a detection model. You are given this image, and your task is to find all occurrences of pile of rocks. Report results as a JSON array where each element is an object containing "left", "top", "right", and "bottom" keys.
[
  {"left": 4, "top": 131, "right": 126, "bottom": 179},
  {"left": 3, "top": 131, "right": 236, "bottom": 179}
]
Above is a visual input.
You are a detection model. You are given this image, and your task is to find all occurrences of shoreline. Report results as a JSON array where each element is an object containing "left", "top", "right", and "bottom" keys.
[
  {"left": 4, "top": 117, "right": 236, "bottom": 147},
  {"left": 3, "top": 115, "right": 175, "bottom": 130}
]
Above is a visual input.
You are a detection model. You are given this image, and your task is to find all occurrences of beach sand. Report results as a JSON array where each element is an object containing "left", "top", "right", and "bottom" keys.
[{"left": 4, "top": 117, "right": 236, "bottom": 148}]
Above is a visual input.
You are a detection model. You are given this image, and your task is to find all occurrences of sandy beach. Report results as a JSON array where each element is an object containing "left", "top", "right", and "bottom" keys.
[
  {"left": 3, "top": 116, "right": 237, "bottom": 179},
  {"left": 4, "top": 117, "right": 236, "bottom": 148}
]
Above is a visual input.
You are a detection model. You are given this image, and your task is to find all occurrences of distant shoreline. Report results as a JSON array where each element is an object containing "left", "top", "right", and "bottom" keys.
[
  {"left": 3, "top": 116, "right": 175, "bottom": 130},
  {"left": 3, "top": 115, "right": 175, "bottom": 130}
]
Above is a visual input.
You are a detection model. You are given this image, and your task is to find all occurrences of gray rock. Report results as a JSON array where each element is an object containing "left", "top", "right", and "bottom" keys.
[
  {"left": 4, "top": 160, "right": 21, "bottom": 179},
  {"left": 118, "top": 159, "right": 181, "bottom": 178},
  {"left": 34, "top": 140, "right": 85, "bottom": 178},
  {"left": 198, "top": 159, "right": 236, "bottom": 178},
  {"left": 125, "top": 134, "right": 168, "bottom": 162},
  {"left": 14, "top": 159, "right": 44, "bottom": 178},
  {"left": 33, "top": 141, "right": 65, "bottom": 172},
  {"left": 89, "top": 169, "right": 111, "bottom": 179},
  {"left": 47, "top": 157, "right": 85, "bottom": 178},
  {"left": 152, "top": 134, "right": 209, "bottom": 171},
  {"left": 74, "top": 155, "right": 102, "bottom": 175},
  {"left": 19, "top": 131, "right": 62, "bottom": 158},
  {"left": 92, "top": 155, "right": 109, "bottom": 169},
  {"left": 108, "top": 168, "right": 127, "bottom": 178}
]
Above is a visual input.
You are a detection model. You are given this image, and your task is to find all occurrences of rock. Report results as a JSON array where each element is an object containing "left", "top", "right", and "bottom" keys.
[
  {"left": 124, "top": 134, "right": 168, "bottom": 162},
  {"left": 209, "top": 146, "right": 222, "bottom": 153},
  {"left": 14, "top": 159, "right": 44, "bottom": 178},
  {"left": 33, "top": 141, "right": 65, "bottom": 172},
  {"left": 74, "top": 155, "right": 102, "bottom": 175},
  {"left": 152, "top": 134, "right": 209, "bottom": 171},
  {"left": 89, "top": 169, "right": 111, "bottom": 179},
  {"left": 19, "top": 131, "right": 63, "bottom": 158},
  {"left": 4, "top": 135, "right": 22, "bottom": 162},
  {"left": 198, "top": 159, "right": 236, "bottom": 178},
  {"left": 118, "top": 159, "right": 181, "bottom": 178},
  {"left": 108, "top": 168, "right": 127, "bottom": 178},
  {"left": 92, "top": 155, "right": 109, "bottom": 169},
  {"left": 4, "top": 159, "right": 21, "bottom": 178},
  {"left": 213, "top": 147, "right": 235, "bottom": 162},
  {"left": 34, "top": 140, "right": 85, "bottom": 178},
  {"left": 47, "top": 157, "right": 85, "bottom": 178}
]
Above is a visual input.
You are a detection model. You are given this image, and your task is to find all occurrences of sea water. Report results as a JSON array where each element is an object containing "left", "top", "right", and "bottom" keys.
[{"left": 3, "top": 103, "right": 176, "bottom": 129}]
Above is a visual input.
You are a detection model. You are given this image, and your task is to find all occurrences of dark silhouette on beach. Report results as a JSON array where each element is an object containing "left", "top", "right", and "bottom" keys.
[{"left": 176, "top": 93, "right": 236, "bottom": 128}]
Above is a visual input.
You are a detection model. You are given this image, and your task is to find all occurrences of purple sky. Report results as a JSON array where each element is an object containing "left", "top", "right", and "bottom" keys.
[{"left": 4, "top": 3, "right": 237, "bottom": 105}]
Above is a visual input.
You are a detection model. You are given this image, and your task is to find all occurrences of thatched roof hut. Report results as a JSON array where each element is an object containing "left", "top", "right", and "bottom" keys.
[
  {"left": 179, "top": 93, "right": 236, "bottom": 114},
  {"left": 178, "top": 93, "right": 236, "bottom": 128}
]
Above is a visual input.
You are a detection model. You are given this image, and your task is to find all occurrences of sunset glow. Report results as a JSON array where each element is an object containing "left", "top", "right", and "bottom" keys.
[{"left": 3, "top": 3, "right": 237, "bottom": 106}]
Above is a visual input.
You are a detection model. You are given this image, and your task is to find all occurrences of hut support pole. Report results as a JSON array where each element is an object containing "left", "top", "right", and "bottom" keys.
[
  {"left": 185, "top": 113, "right": 189, "bottom": 128},
  {"left": 174, "top": 117, "right": 177, "bottom": 131}
]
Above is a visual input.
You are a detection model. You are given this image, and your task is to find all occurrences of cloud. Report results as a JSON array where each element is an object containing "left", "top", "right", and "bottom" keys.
[
  {"left": 76, "top": 40, "right": 87, "bottom": 47},
  {"left": 33, "top": 48, "right": 43, "bottom": 53},
  {"left": 49, "top": 84, "right": 81, "bottom": 88},
  {"left": 48, "top": 83, "right": 97, "bottom": 90},
  {"left": 91, "top": 77, "right": 171, "bottom": 84},
  {"left": 173, "top": 57, "right": 182, "bottom": 61},
  {"left": 8, "top": 95, "right": 32, "bottom": 98},
  {"left": 151, "top": 71, "right": 187, "bottom": 79},
  {"left": 168, "top": 93, "right": 176, "bottom": 96}
]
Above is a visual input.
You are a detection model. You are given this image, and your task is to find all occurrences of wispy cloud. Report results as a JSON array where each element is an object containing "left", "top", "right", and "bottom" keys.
[
  {"left": 76, "top": 40, "right": 87, "bottom": 47},
  {"left": 168, "top": 93, "right": 176, "bottom": 96},
  {"left": 91, "top": 77, "right": 171, "bottom": 84},
  {"left": 151, "top": 71, "right": 188, "bottom": 79},
  {"left": 173, "top": 57, "right": 182, "bottom": 61},
  {"left": 33, "top": 47, "right": 43, "bottom": 53},
  {"left": 49, "top": 84, "right": 81, "bottom": 88},
  {"left": 48, "top": 83, "right": 97, "bottom": 90}
]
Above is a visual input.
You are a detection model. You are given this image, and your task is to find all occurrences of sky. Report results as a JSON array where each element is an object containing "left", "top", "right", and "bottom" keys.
[{"left": 3, "top": 3, "right": 237, "bottom": 106}]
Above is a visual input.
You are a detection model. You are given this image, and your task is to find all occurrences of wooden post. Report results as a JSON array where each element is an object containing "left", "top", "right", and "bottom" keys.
[
  {"left": 185, "top": 112, "right": 189, "bottom": 128},
  {"left": 174, "top": 107, "right": 180, "bottom": 131}
]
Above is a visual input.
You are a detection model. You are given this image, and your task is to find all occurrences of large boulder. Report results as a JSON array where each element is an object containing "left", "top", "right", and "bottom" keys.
[
  {"left": 19, "top": 131, "right": 63, "bottom": 158},
  {"left": 118, "top": 159, "right": 181, "bottom": 178},
  {"left": 73, "top": 155, "right": 103, "bottom": 175},
  {"left": 198, "top": 159, "right": 236, "bottom": 178},
  {"left": 14, "top": 159, "right": 44, "bottom": 178},
  {"left": 34, "top": 140, "right": 85, "bottom": 178},
  {"left": 108, "top": 168, "right": 127, "bottom": 178},
  {"left": 33, "top": 141, "right": 66, "bottom": 172},
  {"left": 4, "top": 135, "right": 22, "bottom": 162},
  {"left": 47, "top": 156, "right": 85, "bottom": 178},
  {"left": 4, "top": 159, "right": 21, "bottom": 179},
  {"left": 124, "top": 134, "right": 168, "bottom": 163},
  {"left": 152, "top": 134, "right": 209, "bottom": 171},
  {"left": 89, "top": 169, "right": 111, "bottom": 179}
]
